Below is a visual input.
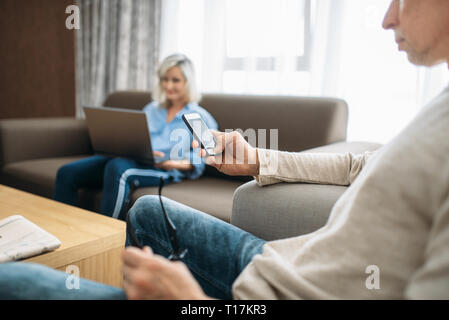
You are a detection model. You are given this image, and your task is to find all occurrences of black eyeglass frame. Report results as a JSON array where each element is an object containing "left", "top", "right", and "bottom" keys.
[{"left": 125, "top": 176, "right": 187, "bottom": 261}]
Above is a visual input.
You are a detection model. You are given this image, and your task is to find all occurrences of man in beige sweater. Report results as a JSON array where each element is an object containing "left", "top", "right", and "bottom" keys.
[
  {"left": 0, "top": 0, "right": 448, "bottom": 300},
  {"left": 123, "top": 0, "right": 449, "bottom": 300}
]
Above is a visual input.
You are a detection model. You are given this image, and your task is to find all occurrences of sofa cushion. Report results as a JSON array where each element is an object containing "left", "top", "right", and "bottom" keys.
[
  {"left": 131, "top": 177, "right": 244, "bottom": 222},
  {"left": 0, "top": 156, "right": 88, "bottom": 199},
  {"left": 78, "top": 177, "right": 243, "bottom": 222},
  {"left": 232, "top": 180, "right": 348, "bottom": 240},
  {"left": 0, "top": 156, "right": 243, "bottom": 222}
]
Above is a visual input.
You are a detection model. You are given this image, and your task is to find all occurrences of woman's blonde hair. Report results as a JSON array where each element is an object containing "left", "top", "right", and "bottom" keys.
[{"left": 152, "top": 54, "right": 201, "bottom": 107}]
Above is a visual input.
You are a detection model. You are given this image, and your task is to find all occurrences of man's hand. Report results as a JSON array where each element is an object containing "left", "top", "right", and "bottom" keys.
[
  {"left": 122, "top": 246, "right": 210, "bottom": 300},
  {"left": 192, "top": 130, "right": 260, "bottom": 176}
]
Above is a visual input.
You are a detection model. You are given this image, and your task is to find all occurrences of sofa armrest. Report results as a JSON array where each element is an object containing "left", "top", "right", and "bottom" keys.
[
  {"left": 231, "top": 180, "right": 346, "bottom": 240},
  {"left": 231, "top": 141, "right": 382, "bottom": 240},
  {"left": 0, "top": 118, "right": 92, "bottom": 166}
]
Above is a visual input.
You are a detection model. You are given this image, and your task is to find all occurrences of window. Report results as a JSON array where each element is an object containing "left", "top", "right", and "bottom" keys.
[
  {"left": 222, "top": 0, "right": 311, "bottom": 94},
  {"left": 160, "top": 0, "right": 312, "bottom": 95},
  {"left": 224, "top": 0, "right": 311, "bottom": 71}
]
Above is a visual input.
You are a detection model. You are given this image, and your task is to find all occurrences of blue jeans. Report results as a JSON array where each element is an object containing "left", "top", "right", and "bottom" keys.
[
  {"left": 53, "top": 155, "right": 172, "bottom": 220},
  {"left": 0, "top": 196, "right": 266, "bottom": 300}
]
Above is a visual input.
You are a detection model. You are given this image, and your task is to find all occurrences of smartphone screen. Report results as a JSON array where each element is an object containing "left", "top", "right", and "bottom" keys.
[{"left": 183, "top": 113, "right": 217, "bottom": 155}]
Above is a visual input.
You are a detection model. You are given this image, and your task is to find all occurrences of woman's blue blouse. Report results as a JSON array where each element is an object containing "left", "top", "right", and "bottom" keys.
[{"left": 142, "top": 101, "right": 218, "bottom": 181}]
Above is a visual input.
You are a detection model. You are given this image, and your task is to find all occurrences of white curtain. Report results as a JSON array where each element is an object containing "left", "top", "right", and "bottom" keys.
[
  {"left": 160, "top": 0, "right": 312, "bottom": 95},
  {"left": 75, "top": 0, "right": 161, "bottom": 117},
  {"left": 160, "top": 0, "right": 448, "bottom": 143}
]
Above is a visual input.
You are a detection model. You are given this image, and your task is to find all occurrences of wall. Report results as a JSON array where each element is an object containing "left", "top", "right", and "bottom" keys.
[{"left": 0, "top": 0, "right": 76, "bottom": 119}]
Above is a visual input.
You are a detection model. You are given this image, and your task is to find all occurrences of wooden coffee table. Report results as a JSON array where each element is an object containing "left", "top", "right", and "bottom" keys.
[{"left": 0, "top": 185, "right": 126, "bottom": 287}]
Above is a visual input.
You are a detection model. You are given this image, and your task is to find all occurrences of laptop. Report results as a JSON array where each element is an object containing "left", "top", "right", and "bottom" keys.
[{"left": 83, "top": 106, "right": 157, "bottom": 164}]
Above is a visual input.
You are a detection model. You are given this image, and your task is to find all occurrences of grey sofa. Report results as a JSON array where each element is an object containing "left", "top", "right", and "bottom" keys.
[{"left": 0, "top": 91, "right": 381, "bottom": 240}]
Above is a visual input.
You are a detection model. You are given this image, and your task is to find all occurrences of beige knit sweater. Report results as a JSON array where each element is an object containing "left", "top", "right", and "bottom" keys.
[{"left": 232, "top": 85, "right": 449, "bottom": 299}]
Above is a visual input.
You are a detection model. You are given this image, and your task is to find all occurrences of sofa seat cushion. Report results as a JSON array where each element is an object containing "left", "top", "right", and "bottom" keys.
[
  {"left": 0, "top": 156, "right": 244, "bottom": 222},
  {"left": 0, "top": 156, "right": 89, "bottom": 199},
  {"left": 132, "top": 177, "right": 244, "bottom": 222}
]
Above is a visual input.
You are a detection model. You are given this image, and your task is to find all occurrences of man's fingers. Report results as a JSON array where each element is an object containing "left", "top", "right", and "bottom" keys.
[
  {"left": 205, "top": 156, "right": 214, "bottom": 165},
  {"left": 122, "top": 274, "right": 137, "bottom": 299},
  {"left": 123, "top": 246, "right": 149, "bottom": 268},
  {"left": 205, "top": 156, "right": 218, "bottom": 167},
  {"left": 225, "top": 131, "right": 241, "bottom": 147},
  {"left": 122, "top": 264, "right": 135, "bottom": 283},
  {"left": 143, "top": 246, "right": 153, "bottom": 255},
  {"left": 124, "top": 286, "right": 139, "bottom": 300},
  {"left": 122, "top": 268, "right": 150, "bottom": 300},
  {"left": 210, "top": 130, "right": 226, "bottom": 154},
  {"left": 193, "top": 130, "right": 228, "bottom": 158}
]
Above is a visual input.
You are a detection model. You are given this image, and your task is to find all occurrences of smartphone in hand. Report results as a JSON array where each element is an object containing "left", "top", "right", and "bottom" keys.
[{"left": 182, "top": 113, "right": 220, "bottom": 156}]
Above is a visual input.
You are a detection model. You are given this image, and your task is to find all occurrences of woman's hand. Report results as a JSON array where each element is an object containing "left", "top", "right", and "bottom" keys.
[
  {"left": 192, "top": 130, "right": 260, "bottom": 176},
  {"left": 122, "top": 246, "right": 210, "bottom": 300},
  {"left": 153, "top": 151, "right": 166, "bottom": 159},
  {"left": 153, "top": 151, "right": 194, "bottom": 171},
  {"left": 155, "top": 159, "right": 193, "bottom": 171}
]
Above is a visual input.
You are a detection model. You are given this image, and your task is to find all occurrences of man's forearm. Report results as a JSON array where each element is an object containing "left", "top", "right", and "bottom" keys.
[
  {"left": 254, "top": 149, "right": 375, "bottom": 186},
  {"left": 247, "top": 147, "right": 260, "bottom": 176}
]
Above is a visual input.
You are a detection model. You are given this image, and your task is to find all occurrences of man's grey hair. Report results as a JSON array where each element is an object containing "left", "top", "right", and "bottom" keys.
[{"left": 152, "top": 54, "right": 201, "bottom": 107}]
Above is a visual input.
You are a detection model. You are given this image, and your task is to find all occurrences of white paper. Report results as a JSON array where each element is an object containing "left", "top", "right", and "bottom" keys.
[{"left": 0, "top": 215, "right": 61, "bottom": 263}]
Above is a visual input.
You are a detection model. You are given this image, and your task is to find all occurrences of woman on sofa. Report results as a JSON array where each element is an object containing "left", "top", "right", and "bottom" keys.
[{"left": 53, "top": 53, "right": 218, "bottom": 220}]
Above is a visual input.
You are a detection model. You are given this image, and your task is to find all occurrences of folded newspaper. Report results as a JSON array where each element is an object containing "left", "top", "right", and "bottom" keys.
[{"left": 0, "top": 215, "right": 61, "bottom": 263}]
